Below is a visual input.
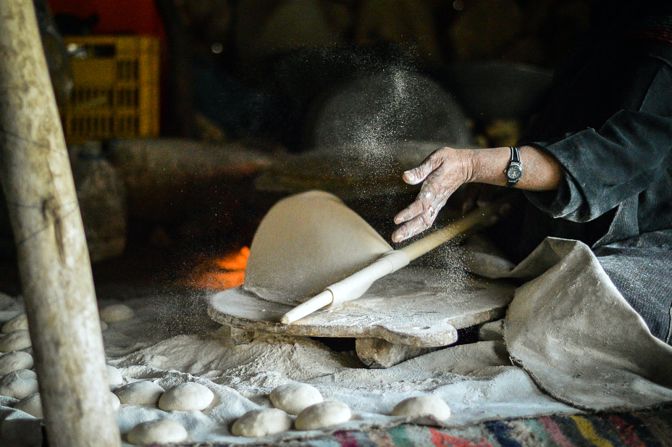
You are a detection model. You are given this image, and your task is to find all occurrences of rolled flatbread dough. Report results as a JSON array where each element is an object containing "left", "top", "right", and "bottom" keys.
[
  {"left": 270, "top": 383, "right": 323, "bottom": 415},
  {"left": 231, "top": 408, "right": 292, "bottom": 437},
  {"left": 158, "top": 382, "right": 214, "bottom": 411},
  {"left": 244, "top": 191, "right": 391, "bottom": 305},
  {"left": 14, "top": 392, "right": 42, "bottom": 418},
  {"left": 295, "top": 401, "right": 351, "bottom": 430},
  {"left": 2, "top": 313, "right": 28, "bottom": 333},
  {"left": 100, "top": 304, "right": 134, "bottom": 323},
  {"left": 0, "top": 351, "right": 33, "bottom": 375},
  {"left": 114, "top": 381, "right": 165, "bottom": 406},
  {"left": 392, "top": 395, "right": 451, "bottom": 420},
  {"left": 0, "top": 330, "right": 31, "bottom": 351},
  {"left": 0, "top": 369, "right": 38, "bottom": 399},
  {"left": 127, "top": 419, "right": 188, "bottom": 445}
]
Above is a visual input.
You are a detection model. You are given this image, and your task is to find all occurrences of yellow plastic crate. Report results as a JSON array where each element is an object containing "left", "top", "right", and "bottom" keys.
[{"left": 63, "top": 35, "right": 160, "bottom": 144}]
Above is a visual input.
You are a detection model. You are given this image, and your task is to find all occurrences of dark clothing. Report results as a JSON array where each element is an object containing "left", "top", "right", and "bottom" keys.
[
  {"left": 521, "top": 38, "right": 672, "bottom": 255},
  {"left": 501, "top": 10, "right": 672, "bottom": 341},
  {"left": 594, "top": 231, "right": 672, "bottom": 343}
]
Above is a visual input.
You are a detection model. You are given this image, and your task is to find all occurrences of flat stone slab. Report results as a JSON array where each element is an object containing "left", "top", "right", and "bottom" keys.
[{"left": 208, "top": 267, "right": 514, "bottom": 348}]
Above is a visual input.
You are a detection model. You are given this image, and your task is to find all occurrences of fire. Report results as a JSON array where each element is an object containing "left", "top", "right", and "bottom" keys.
[
  {"left": 215, "top": 246, "right": 250, "bottom": 270},
  {"left": 188, "top": 246, "right": 250, "bottom": 290}
]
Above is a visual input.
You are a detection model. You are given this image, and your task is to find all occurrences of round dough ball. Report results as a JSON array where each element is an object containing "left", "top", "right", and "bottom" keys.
[
  {"left": 0, "top": 351, "right": 33, "bottom": 375},
  {"left": 295, "top": 401, "right": 351, "bottom": 430},
  {"left": 158, "top": 382, "right": 214, "bottom": 411},
  {"left": 100, "top": 304, "right": 134, "bottom": 323},
  {"left": 15, "top": 392, "right": 42, "bottom": 418},
  {"left": 114, "top": 381, "right": 165, "bottom": 406},
  {"left": 0, "top": 330, "right": 31, "bottom": 352},
  {"left": 2, "top": 313, "right": 28, "bottom": 333},
  {"left": 392, "top": 395, "right": 451, "bottom": 421},
  {"left": 126, "top": 419, "right": 188, "bottom": 445},
  {"left": 270, "top": 383, "right": 323, "bottom": 415},
  {"left": 0, "top": 369, "right": 38, "bottom": 399},
  {"left": 106, "top": 365, "right": 124, "bottom": 389},
  {"left": 231, "top": 408, "right": 292, "bottom": 437},
  {"left": 109, "top": 392, "right": 121, "bottom": 411}
]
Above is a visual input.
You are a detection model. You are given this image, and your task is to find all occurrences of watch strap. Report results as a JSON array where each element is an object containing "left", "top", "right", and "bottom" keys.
[{"left": 510, "top": 146, "right": 520, "bottom": 163}]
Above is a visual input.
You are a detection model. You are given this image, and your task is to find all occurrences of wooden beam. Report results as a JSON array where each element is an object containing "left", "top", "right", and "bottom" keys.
[{"left": 0, "top": 2, "right": 120, "bottom": 446}]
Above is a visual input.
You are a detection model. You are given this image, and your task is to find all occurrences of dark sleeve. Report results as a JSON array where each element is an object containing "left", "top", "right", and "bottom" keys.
[{"left": 524, "top": 56, "right": 672, "bottom": 222}]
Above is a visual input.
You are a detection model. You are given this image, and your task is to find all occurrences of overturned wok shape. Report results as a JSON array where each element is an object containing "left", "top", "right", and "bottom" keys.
[{"left": 242, "top": 190, "right": 498, "bottom": 324}]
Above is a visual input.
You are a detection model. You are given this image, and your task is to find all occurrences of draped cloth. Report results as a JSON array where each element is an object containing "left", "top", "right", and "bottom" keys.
[{"left": 467, "top": 235, "right": 672, "bottom": 410}]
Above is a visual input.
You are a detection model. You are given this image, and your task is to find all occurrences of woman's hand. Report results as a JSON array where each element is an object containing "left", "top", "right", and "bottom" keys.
[
  {"left": 392, "top": 145, "right": 562, "bottom": 243},
  {"left": 392, "top": 147, "right": 475, "bottom": 243}
]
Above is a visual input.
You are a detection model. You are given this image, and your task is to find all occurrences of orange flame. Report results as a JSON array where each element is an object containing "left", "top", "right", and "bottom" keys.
[
  {"left": 215, "top": 246, "right": 250, "bottom": 270},
  {"left": 188, "top": 246, "right": 250, "bottom": 290}
]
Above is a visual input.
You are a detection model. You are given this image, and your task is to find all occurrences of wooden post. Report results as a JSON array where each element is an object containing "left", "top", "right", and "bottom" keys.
[{"left": 0, "top": 2, "right": 121, "bottom": 446}]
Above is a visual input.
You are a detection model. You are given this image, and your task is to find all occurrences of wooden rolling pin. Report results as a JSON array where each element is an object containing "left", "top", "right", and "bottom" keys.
[{"left": 281, "top": 203, "right": 499, "bottom": 324}]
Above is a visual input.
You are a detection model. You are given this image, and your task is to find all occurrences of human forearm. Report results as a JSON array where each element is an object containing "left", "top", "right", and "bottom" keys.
[
  {"left": 392, "top": 145, "right": 563, "bottom": 243},
  {"left": 468, "top": 145, "right": 562, "bottom": 191},
  {"left": 525, "top": 111, "right": 672, "bottom": 222}
]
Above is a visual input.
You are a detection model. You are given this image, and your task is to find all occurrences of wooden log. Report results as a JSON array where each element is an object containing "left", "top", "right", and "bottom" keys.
[
  {"left": 355, "top": 338, "right": 433, "bottom": 368},
  {"left": 0, "top": 2, "right": 120, "bottom": 447}
]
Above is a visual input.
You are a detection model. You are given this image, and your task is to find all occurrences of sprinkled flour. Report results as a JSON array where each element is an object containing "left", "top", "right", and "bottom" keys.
[{"left": 0, "top": 289, "right": 574, "bottom": 446}]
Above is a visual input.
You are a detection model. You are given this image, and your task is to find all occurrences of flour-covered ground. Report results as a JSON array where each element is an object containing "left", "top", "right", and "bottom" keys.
[
  {"left": 0, "top": 286, "right": 577, "bottom": 446},
  {"left": 3, "top": 236, "right": 671, "bottom": 445}
]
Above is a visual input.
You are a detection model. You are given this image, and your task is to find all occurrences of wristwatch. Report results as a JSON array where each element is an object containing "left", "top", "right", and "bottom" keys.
[{"left": 504, "top": 146, "right": 523, "bottom": 187}]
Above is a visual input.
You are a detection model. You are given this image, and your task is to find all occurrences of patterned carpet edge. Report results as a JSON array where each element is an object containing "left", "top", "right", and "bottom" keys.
[{"left": 161, "top": 403, "right": 672, "bottom": 447}]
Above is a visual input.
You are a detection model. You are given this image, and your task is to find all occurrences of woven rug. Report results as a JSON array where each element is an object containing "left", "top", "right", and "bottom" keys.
[{"left": 170, "top": 406, "right": 672, "bottom": 447}]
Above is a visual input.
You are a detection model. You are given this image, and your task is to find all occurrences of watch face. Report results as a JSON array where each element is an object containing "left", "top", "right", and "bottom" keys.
[{"left": 507, "top": 165, "right": 522, "bottom": 180}]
